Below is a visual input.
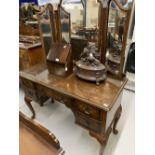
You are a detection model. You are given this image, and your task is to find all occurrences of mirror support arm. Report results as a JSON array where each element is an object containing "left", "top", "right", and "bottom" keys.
[
  {"left": 100, "top": 7, "right": 109, "bottom": 64},
  {"left": 58, "top": 0, "right": 63, "bottom": 7},
  {"left": 81, "top": 0, "right": 86, "bottom": 27}
]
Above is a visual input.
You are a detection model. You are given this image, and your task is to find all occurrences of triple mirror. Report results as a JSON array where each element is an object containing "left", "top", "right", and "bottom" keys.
[{"left": 37, "top": 0, "right": 134, "bottom": 79}]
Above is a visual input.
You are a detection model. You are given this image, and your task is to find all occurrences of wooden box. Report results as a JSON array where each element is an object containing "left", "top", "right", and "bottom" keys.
[
  {"left": 19, "top": 41, "right": 45, "bottom": 70},
  {"left": 46, "top": 43, "right": 73, "bottom": 77}
]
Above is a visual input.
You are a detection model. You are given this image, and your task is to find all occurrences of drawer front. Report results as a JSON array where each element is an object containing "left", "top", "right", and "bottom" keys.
[
  {"left": 36, "top": 84, "right": 73, "bottom": 107},
  {"left": 75, "top": 112, "right": 101, "bottom": 132},
  {"left": 20, "top": 78, "right": 35, "bottom": 89},
  {"left": 75, "top": 101, "right": 101, "bottom": 120},
  {"left": 19, "top": 49, "right": 29, "bottom": 61},
  {"left": 36, "top": 84, "right": 61, "bottom": 101}
]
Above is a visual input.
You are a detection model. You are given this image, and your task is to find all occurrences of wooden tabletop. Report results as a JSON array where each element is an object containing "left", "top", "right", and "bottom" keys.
[{"left": 20, "top": 64, "right": 127, "bottom": 111}]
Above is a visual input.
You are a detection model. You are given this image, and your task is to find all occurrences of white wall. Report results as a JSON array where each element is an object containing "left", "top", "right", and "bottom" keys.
[
  {"left": 63, "top": 3, "right": 83, "bottom": 30},
  {"left": 86, "top": 0, "right": 99, "bottom": 28},
  {"left": 38, "top": 0, "right": 60, "bottom": 5}
]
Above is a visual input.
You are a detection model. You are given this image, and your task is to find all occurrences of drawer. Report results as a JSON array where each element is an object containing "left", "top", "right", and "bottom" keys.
[
  {"left": 75, "top": 101, "right": 101, "bottom": 120},
  {"left": 36, "top": 84, "right": 60, "bottom": 99},
  {"left": 36, "top": 84, "right": 73, "bottom": 107},
  {"left": 75, "top": 112, "right": 101, "bottom": 132},
  {"left": 19, "top": 49, "right": 29, "bottom": 61},
  {"left": 20, "top": 78, "right": 35, "bottom": 89}
]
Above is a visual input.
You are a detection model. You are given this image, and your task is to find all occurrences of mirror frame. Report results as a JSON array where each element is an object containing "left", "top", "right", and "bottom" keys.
[
  {"left": 37, "top": 4, "right": 57, "bottom": 55},
  {"left": 107, "top": 0, "right": 133, "bottom": 78},
  {"left": 57, "top": 5, "right": 71, "bottom": 43},
  {"left": 97, "top": 0, "right": 133, "bottom": 78}
]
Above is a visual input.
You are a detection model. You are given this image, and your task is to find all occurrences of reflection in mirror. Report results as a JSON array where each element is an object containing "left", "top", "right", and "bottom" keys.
[
  {"left": 118, "top": 0, "right": 133, "bottom": 9},
  {"left": 106, "top": 0, "right": 128, "bottom": 75},
  {"left": 107, "top": 0, "right": 127, "bottom": 50},
  {"left": 60, "top": 7, "right": 70, "bottom": 43},
  {"left": 62, "top": 0, "right": 100, "bottom": 43},
  {"left": 62, "top": 0, "right": 84, "bottom": 34},
  {"left": 86, "top": 0, "right": 99, "bottom": 29},
  {"left": 78, "top": 0, "right": 100, "bottom": 43},
  {"left": 38, "top": 6, "right": 53, "bottom": 55}
]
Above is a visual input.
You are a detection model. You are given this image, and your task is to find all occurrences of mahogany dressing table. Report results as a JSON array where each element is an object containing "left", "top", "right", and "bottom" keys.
[
  {"left": 20, "top": 64, "right": 127, "bottom": 155},
  {"left": 19, "top": 0, "right": 134, "bottom": 154}
]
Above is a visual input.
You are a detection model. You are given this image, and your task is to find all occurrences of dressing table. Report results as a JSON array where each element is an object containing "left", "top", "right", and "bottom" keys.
[
  {"left": 19, "top": 0, "right": 133, "bottom": 154},
  {"left": 20, "top": 64, "right": 127, "bottom": 155}
]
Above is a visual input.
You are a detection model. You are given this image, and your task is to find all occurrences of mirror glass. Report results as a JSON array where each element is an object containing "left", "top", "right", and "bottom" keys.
[
  {"left": 107, "top": 0, "right": 127, "bottom": 55},
  {"left": 38, "top": 7, "right": 53, "bottom": 55},
  {"left": 106, "top": 0, "right": 128, "bottom": 73},
  {"left": 62, "top": 0, "right": 84, "bottom": 34},
  {"left": 80, "top": 0, "right": 100, "bottom": 43},
  {"left": 118, "top": 0, "right": 133, "bottom": 9},
  {"left": 86, "top": 0, "right": 99, "bottom": 29},
  {"left": 60, "top": 7, "right": 70, "bottom": 43},
  {"left": 62, "top": 0, "right": 100, "bottom": 43}
]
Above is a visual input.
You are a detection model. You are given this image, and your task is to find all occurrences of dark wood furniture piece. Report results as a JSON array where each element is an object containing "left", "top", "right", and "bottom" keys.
[
  {"left": 19, "top": 22, "right": 40, "bottom": 36},
  {"left": 19, "top": 7, "right": 45, "bottom": 71},
  {"left": 19, "top": 3, "right": 41, "bottom": 36},
  {"left": 19, "top": 4, "right": 45, "bottom": 71},
  {"left": 71, "top": 35, "right": 88, "bottom": 61},
  {"left": 76, "top": 28, "right": 98, "bottom": 42},
  {"left": 47, "top": 43, "right": 73, "bottom": 77},
  {"left": 19, "top": 111, "right": 65, "bottom": 155},
  {"left": 19, "top": 39, "right": 45, "bottom": 70},
  {"left": 20, "top": 64, "right": 127, "bottom": 155}
]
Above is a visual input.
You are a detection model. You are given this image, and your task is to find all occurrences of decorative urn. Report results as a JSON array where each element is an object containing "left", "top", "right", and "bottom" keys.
[{"left": 74, "top": 44, "right": 107, "bottom": 85}]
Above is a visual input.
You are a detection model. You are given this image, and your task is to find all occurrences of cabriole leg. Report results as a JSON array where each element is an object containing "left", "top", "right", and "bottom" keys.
[
  {"left": 113, "top": 105, "right": 122, "bottom": 135},
  {"left": 24, "top": 96, "right": 35, "bottom": 119}
]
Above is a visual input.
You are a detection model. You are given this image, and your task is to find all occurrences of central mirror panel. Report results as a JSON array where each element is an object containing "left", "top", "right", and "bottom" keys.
[
  {"left": 62, "top": 0, "right": 100, "bottom": 43},
  {"left": 62, "top": 0, "right": 84, "bottom": 34}
]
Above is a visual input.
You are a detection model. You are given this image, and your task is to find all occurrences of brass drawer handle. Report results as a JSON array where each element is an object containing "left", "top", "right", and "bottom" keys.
[{"left": 84, "top": 109, "right": 90, "bottom": 115}]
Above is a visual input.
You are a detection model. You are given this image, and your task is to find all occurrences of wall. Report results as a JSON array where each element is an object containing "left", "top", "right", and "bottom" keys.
[
  {"left": 63, "top": 3, "right": 83, "bottom": 31},
  {"left": 86, "top": 0, "right": 99, "bottom": 28}
]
